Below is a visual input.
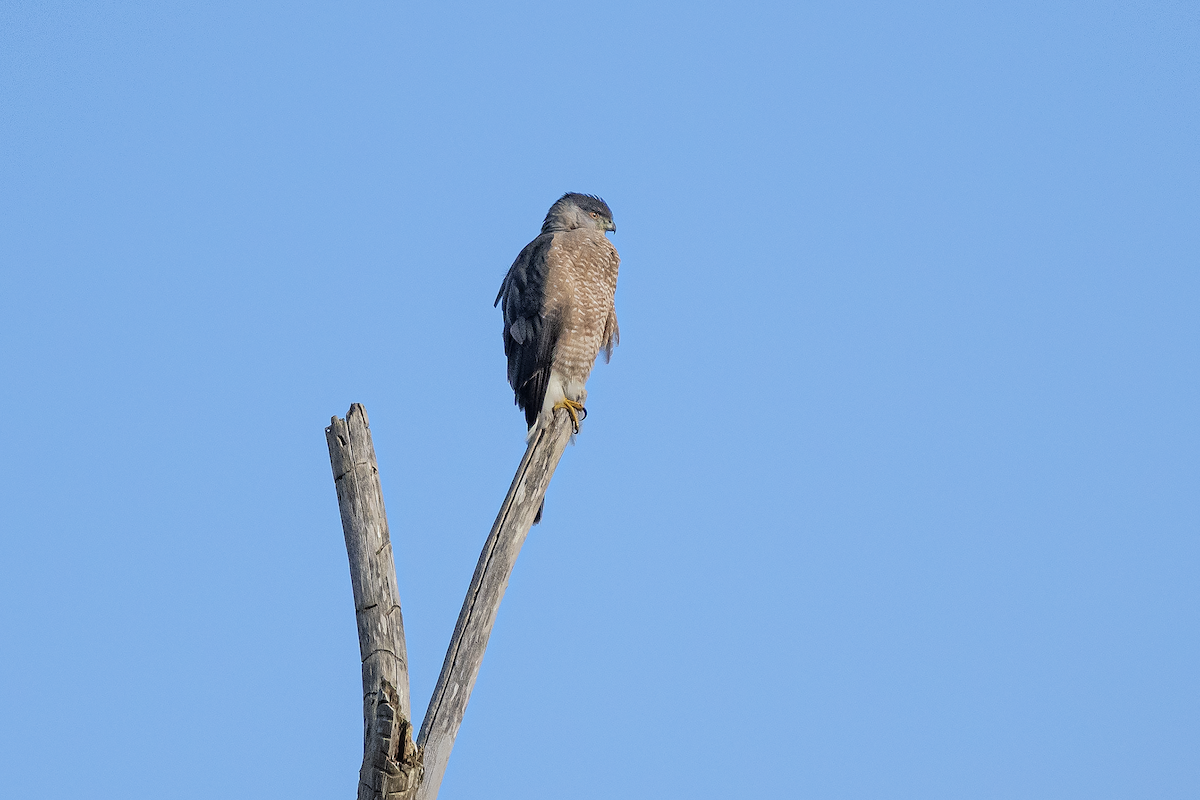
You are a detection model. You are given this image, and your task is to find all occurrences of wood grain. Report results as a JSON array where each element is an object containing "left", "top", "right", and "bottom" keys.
[
  {"left": 414, "top": 411, "right": 575, "bottom": 800},
  {"left": 327, "top": 404, "right": 421, "bottom": 800}
]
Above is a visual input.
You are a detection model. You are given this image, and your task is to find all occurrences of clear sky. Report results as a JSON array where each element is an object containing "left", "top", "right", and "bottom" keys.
[{"left": 1, "top": 2, "right": 1197, "bottom": 798}]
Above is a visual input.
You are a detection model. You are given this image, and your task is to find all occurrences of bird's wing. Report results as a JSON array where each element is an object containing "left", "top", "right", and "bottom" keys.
[
  {"left": 601, "top": 307, "right": 620, "bottom": 363},
  {"left": 495, "top": 233, "right": 561, "bottom": 427}
]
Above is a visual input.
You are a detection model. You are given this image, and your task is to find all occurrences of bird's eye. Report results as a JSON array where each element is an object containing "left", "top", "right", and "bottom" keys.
[{"left": 590, "top": 211, "right": 598, "bottom": 218}]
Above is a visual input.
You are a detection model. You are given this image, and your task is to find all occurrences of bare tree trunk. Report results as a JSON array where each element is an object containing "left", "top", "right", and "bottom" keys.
[
  {"left": 327, "top": 404, "right": 574, "bottom": 800},
  {"left": 327, "top": 404, "right": 421, "bottom": 800},
  {"left": 415, "top": 413, "right": 574, "bottom": 800}
]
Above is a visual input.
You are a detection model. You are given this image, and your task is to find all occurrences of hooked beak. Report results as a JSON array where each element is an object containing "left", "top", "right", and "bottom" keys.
[{"left": 605, "top": 220, "right": 617, "bottom": 232}]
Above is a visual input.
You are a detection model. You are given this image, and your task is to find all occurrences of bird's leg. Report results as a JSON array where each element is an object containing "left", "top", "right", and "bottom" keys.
[{"left": 552, "top": 398, "right": 587, "bottom": 434}]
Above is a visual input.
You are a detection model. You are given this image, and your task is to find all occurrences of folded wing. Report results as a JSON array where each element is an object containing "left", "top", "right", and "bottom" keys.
[{"left": 494, "top": 234, "right": 561, "bottom": 427}]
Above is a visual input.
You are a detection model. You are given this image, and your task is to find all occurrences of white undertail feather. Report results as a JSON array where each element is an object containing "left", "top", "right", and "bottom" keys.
[{"left": 526, "top": 369, "right": 588, "bottom": 441}]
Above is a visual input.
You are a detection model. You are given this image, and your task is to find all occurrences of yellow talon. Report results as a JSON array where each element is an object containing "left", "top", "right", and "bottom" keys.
[{"left": 553, "top": 398, "right": 586, "bottom": 433}]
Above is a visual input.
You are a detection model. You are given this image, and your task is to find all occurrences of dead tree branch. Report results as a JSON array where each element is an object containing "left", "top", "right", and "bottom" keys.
[
  {"left": 414, "top": 412, "right": 574, "bottom": 799},
  {"left": 327, "top": 404, "right": 421, "bottom": 800},
  {"left": 327, "top": 403, "right": 574, "bottom": 800}
]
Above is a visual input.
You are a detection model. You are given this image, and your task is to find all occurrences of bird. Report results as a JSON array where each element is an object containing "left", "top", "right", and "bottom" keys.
[{"left": 495, "top": 193, "right": 621, "bottom": 519}]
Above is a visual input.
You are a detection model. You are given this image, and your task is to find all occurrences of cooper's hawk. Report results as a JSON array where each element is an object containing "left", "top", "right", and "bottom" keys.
[{"left": 495, "top": 192, "right": 620, "bottom": 438}]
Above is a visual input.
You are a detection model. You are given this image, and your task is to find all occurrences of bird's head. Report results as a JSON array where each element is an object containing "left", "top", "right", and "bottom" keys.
[{"left": 542, "top": 193, "right": 616, "bottom": 234}]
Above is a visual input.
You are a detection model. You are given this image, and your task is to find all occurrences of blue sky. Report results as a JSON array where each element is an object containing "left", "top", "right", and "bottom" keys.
[{"left": 1, "top": 2, "right": 1197, "bottom": 798}]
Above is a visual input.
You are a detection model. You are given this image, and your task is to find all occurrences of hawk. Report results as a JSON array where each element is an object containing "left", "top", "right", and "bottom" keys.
[{"left": 495, "top": 193, "right": 620, "bottom": 438}]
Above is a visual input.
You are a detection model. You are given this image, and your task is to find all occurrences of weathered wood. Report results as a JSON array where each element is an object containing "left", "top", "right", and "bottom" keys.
[
  {"left": 327, "top": 404, "right": 421, "bottom": 800},
  {"left": 328, "top": 402, "right": 576, "bottom": 799},
  {"left": 414, "top": 411, "right": 575, "bottom": 800}
]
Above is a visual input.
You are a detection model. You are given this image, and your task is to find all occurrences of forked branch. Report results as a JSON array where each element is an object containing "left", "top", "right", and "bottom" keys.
[{"left": 327, "top": 403, "right": 575, "bottom": 800}]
